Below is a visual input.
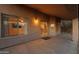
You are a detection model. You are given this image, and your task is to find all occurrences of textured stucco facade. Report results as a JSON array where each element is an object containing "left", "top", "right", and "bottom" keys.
[{"left": 0, "top": 5, "right": 60, "bottom": 49}]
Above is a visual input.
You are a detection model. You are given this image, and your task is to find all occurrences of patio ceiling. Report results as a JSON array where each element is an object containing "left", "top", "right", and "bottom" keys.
[{"left": 25, "top": 4, "right": 77, "bottom": 19}]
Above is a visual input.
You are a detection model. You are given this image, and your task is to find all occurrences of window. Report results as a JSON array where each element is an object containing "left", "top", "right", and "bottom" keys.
[
  {"left": 61, "top": 20, "right": 72, "bottom": 34},
  {"left": 1, "top": 13, "right": 28, "bottom": 38}
]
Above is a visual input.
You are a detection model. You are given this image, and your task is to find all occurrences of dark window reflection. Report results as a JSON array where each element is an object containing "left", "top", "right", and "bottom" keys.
[{"left": 1, "top": 13, "right": 27, "bottom": 37}]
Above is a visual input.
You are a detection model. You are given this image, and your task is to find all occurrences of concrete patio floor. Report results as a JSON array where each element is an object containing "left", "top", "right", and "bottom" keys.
[{"left": 1, "top": 34, "right": 76, "bottom": 54}]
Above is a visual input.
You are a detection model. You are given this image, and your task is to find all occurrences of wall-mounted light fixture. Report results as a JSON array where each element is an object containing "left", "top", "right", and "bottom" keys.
[{"left": 33, "top": 17, "right": 39, "bottom": 25}]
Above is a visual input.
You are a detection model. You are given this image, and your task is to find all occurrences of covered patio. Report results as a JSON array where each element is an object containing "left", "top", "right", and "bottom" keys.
[{"left": 0, "top": 4, "right": 78, "bottom": 54}]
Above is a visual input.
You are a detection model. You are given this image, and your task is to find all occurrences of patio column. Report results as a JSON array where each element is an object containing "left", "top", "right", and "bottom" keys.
[
  {"left": 72, "top": 18, "right": 78, "bottom": 53},
  {"left": 0, "top": 13, "right": 1, "bottom": 38}
]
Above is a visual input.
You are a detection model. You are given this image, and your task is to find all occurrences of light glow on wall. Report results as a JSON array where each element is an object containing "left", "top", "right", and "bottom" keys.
[
  {"left": 50, "top": 24, "right": 55, "bottom": 27},
  {"left": 33, "top": 18, "right": 39, "bottom": 25},
  {"left": 19, "top": 22, "right": 25, "bottom": 26},
  {"left": 19, "top": 18, "right": 25, "bottom": 26}
]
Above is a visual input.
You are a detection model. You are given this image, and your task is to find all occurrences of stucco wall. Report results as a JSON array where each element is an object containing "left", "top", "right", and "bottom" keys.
[
  {"left": 0, "top": 13, "right": 1, "bottom": 37},
  {"left": 48, "top": 17, "right": 61, "bottom": 36},
  {"left": 72, "top": 18, "right": 78, "bottom": 44},
  {"left": 0, "top": 4, "right": 42, "bottom": 49},
  {"left": 72, "top": 18, "right": 78, "bottom": 53},
  {"left": 0, "top": 4, "right": 60, "bottom": 49},
  {"left": 77, "top": 19, "right": 79, "bottom": 53}
]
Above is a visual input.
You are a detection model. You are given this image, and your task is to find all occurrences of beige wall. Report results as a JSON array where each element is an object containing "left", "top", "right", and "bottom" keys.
[
  {"left": 77, "top": 19, "right": 79, "bottom": 53},
  {"left": 0, "top": 5, "right": 42, "bottom": 48},
  {"left": 72, "top": 18, "right": 78, "bottom": 44},
  {"left": 48, "top": 17, "right": 61, "bottom": 36},
  {"left": 0, "top": 5, "right": 33, "bottom": 18},
  {"left": 0, "top": 13, "right": 1, "bottom": 37},
  {"left": 0, "top": 5, "right": 61, "bottom": 37},
  {"left": 0, "top": 5, "right": 43, "bottom": 36},
  {"left": 0, "top": 4, "right": 60, "bottom": 48},
  {"left": 72, "top": 18, "right": 78, "bottom": 53}
]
